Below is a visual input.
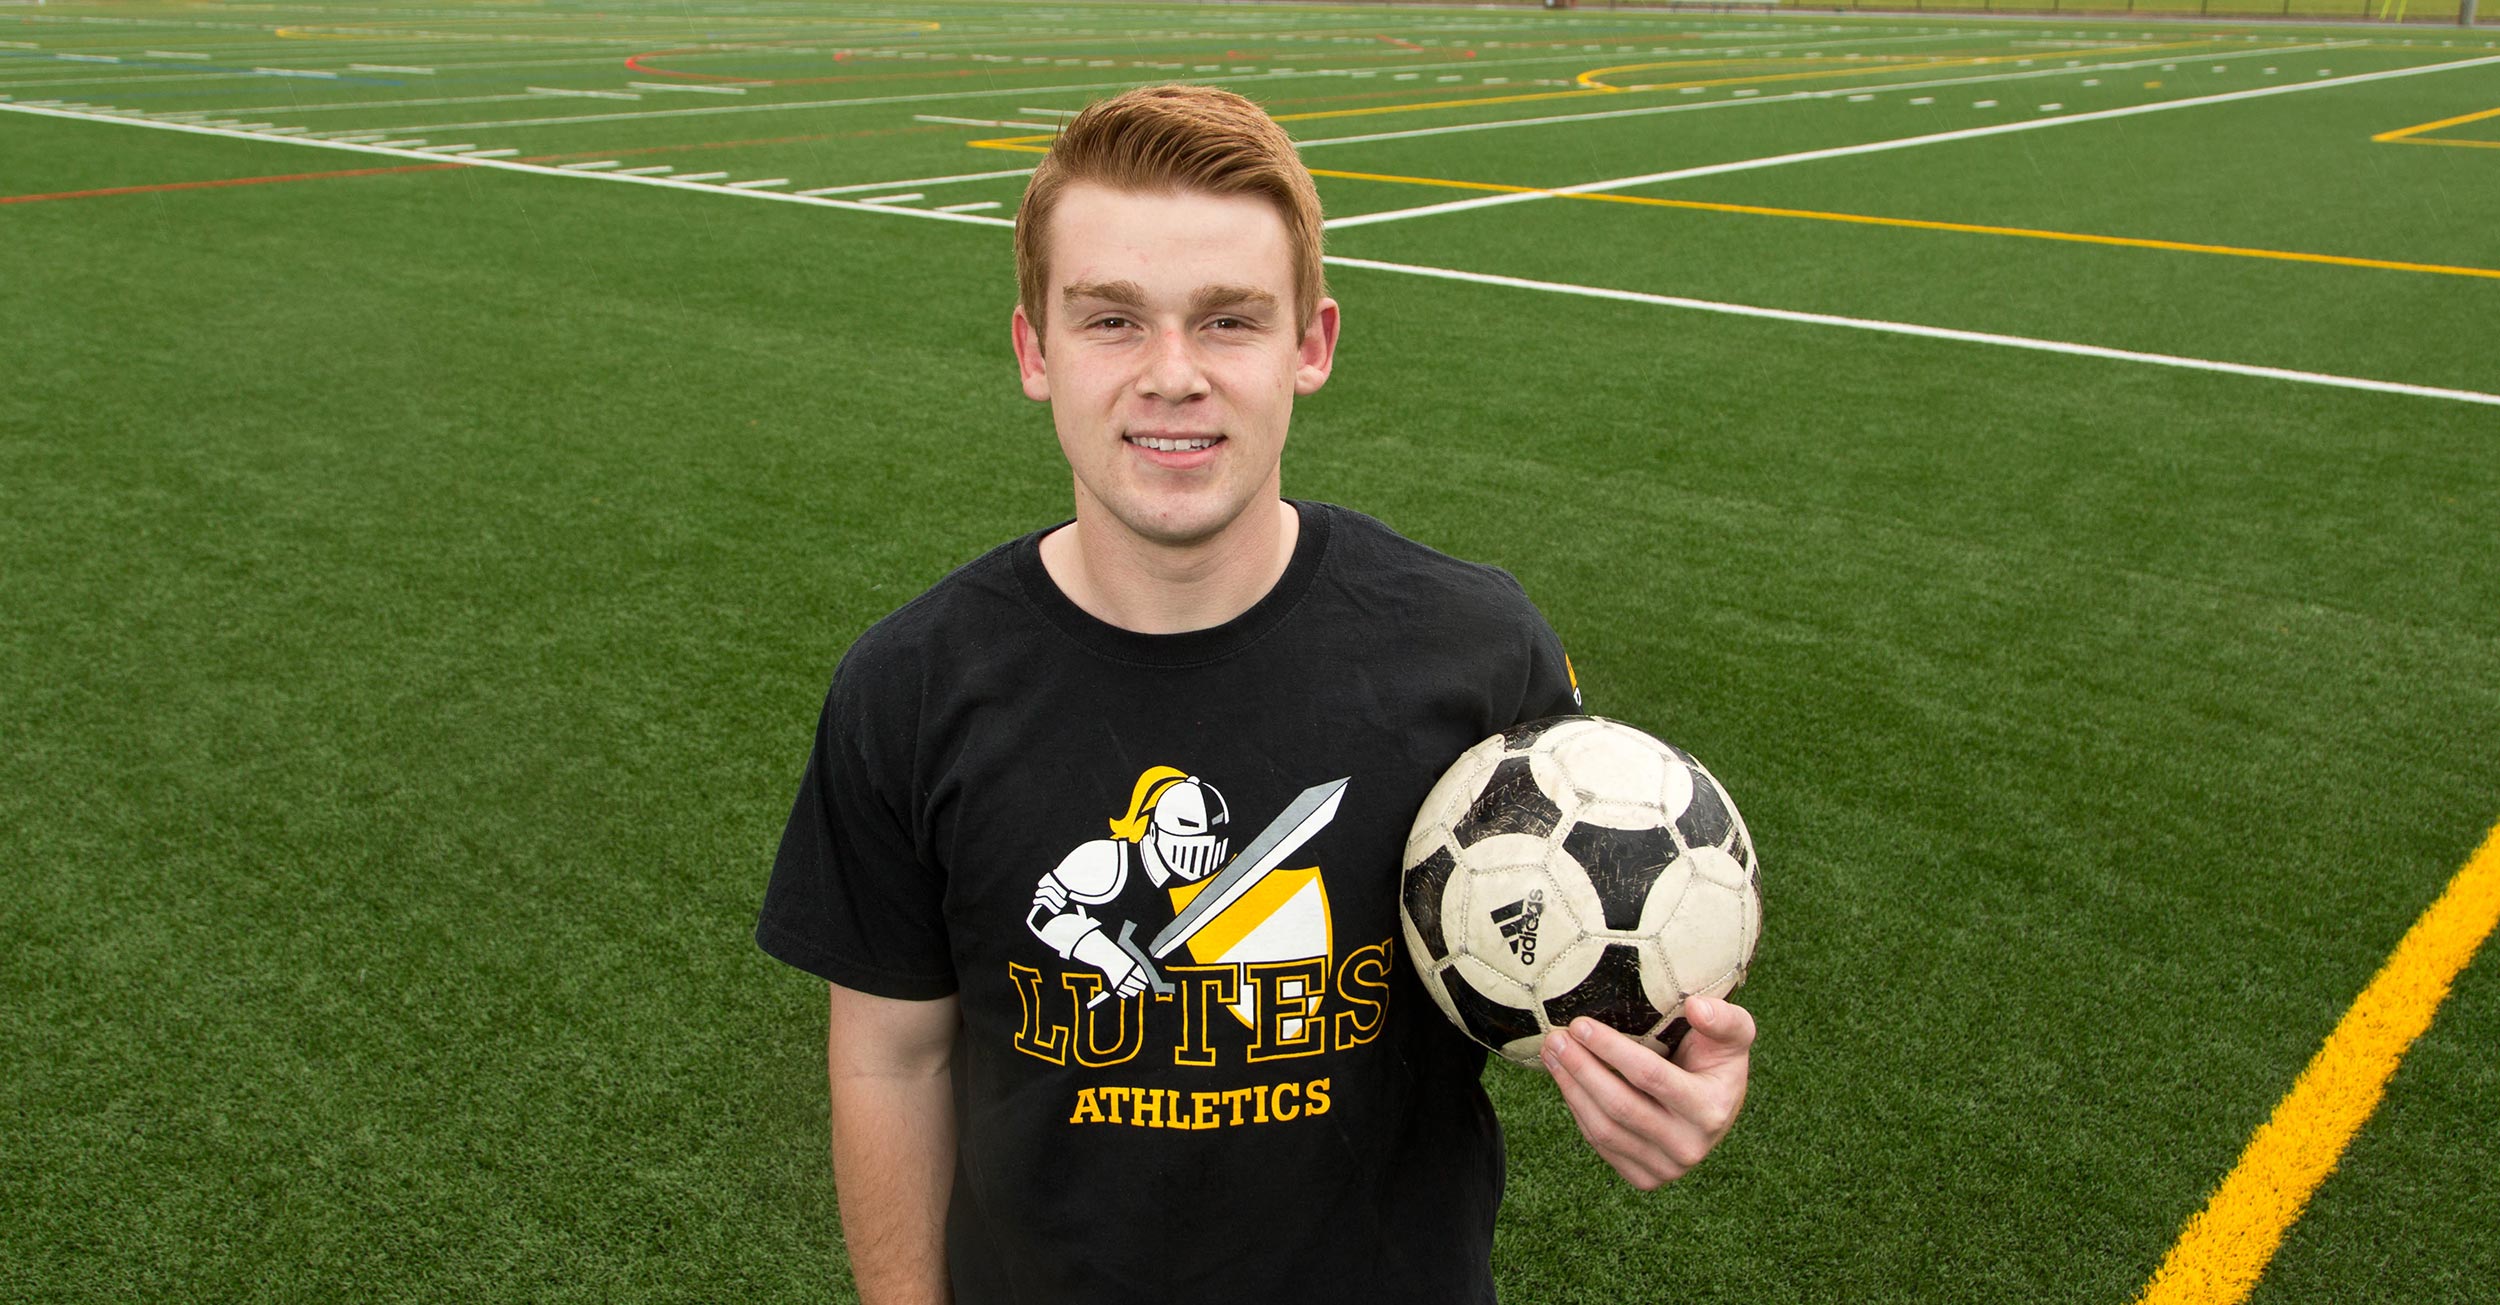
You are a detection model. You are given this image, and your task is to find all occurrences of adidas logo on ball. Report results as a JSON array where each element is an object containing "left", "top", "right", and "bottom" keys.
[{"left": 1491, "top": 890, "right": 1546, "bottom": 965}]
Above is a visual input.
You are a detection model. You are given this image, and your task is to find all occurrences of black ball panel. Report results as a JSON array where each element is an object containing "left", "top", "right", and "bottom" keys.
[
  {"left": 1454, "top": 754, "right": 1564, "bottom": 848},
  {"left": 1560, "top": 819, "right": 1678, "bottom": 933},
  {"left": 1441, "top": 965, "right": 1545, "bottom": 1049},
  {"left": 1403, "top": 846, "right": 1460, "bottom": 963},
  {"left": 1675, "top": 774, "right": 1733, "bottom": 849},
  {"left": 1539, "top": 941, "right": 1653, "bottom": 1038}
]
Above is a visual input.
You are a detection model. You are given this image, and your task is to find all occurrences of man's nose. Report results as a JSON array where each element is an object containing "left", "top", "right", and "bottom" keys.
[{"left": 1137, "top": 327, "right": 1210, "bottom": 401}]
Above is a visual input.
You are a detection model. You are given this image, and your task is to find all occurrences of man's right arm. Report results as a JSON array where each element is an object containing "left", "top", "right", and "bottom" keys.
[{"left": 827, "top": 983, "right": 958, "bottom": 1305}]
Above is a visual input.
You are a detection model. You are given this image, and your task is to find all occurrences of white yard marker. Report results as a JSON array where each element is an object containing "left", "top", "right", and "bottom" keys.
[
  {"left": 350, "top": 65, "right": 434, "bottom": 74},
  {"left": 57, "top": 54, "right": 120, "bottom": 64},
  {"left": 725, "top": 177, "right": 790, "bottom": 189},
  {"left": 1325, "top": 52, "right": 2500, "bottom": 231},
  {"left": 254, "top": 68, "right": 338, "bottom": 79},
  {"left": 629, "top": 81, "right": 745, "bottom": 95},
  {"left": 858, "top": 192, "right": 925, "bottom": 205},
  {"left": 1322, "top": 255, "right": 2500, "bottom": 409},
  {"left": 675, "top": 171, "right": 730, "bottom": 181},
  {"left": 1975, "top": 98, "right": 1999, "bottom": 107},
  {"left": 614, "top": 165, "right": 675, "bottom": 175},
  {"left": 791, "top": 166, "right": 1032, "bottom": 196},
  {"left": 460, "top": 148, "right": 519, "bottom": 158},
  {"left": 374, "top": 139, "right": 428, "bottom": 148},
  {"left": 938, "top": 200, "right": 1002, "bottom": 213},
  {"left": 528, "top": 86, "right": 640, "bottom": 100},
  {"left": 413, "top": 142, "right": 479, "bottom": 153},
  {"left": 145, "top": 51, "right": 211, "bottom": 61},
  {"left": 913, "top": 113, "right": 1058, "bottom": 129},
  {"left": 559, "top": 160, "right": 622, "bottom": 169}
]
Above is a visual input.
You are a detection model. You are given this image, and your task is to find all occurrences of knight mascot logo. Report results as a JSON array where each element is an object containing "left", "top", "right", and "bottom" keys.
[{"left": 1028, "top": 767, "right": 1342, "bottom": 1028}]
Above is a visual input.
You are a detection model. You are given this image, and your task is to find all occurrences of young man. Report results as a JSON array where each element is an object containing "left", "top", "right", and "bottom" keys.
[{"left": 757, "top": 85, "right": 1755, "bottom": 1304}]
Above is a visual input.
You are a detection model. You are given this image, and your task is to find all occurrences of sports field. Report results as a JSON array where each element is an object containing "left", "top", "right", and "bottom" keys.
[{"left": 6, "top": 0, "right": 2498, "bottom": 1300}]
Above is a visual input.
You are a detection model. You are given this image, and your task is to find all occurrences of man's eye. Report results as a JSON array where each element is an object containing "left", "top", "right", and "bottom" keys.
[
  {"left": 1090, "top": 316, "right": 1131, "bottom": 330},
  {"left": 1210, "top": 317, "right": 1250, "bottom": 330}
]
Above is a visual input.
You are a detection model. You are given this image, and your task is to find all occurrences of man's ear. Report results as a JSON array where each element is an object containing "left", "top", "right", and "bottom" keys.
[
  {"left": 1293, "top": 297, "right": 1341, "bottom": 397},
  {"left": 1011, "top": 303, "right": 1050, "bottom": 403}
]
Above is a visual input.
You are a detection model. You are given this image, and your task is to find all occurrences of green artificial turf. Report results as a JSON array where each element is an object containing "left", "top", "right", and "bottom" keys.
[{"left": 6, "top": 3, "right": 2498, "bottom": 1301}]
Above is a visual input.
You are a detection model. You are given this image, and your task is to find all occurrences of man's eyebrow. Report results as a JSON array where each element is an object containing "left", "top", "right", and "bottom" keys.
[
  {"left": 1192, "top": 285, "right": 1279, "bottom": 314},
  {"left": 1062, "top": 279, "right": 1148, "bottom": 306}
]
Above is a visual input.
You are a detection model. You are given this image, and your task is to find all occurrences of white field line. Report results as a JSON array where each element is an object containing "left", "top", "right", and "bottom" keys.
[
  {"left": 210, "top": 92, "right": 558, "bottom": 115},
  {"left": 858, "top": 192, "right": 925, "bottom": 205},
  {"left": 144, "top": 51, "right": 211, "bottom": 61},
  {"left": 349, "top": 64, "right": 434, "bottom": 74},
  {"left": 1322, "top": 255, "right": 2500, "bottom": 409},
  {"left": 725, "top": 177, "right": 789, "bottom": 189},
  {"left": 0, "top": 100, "right": 1015, "bottom": 229},
  {"left": 627, "top": 80, "right": 746, "bottom": 95},
  {"left": 1326, "top": 51, "right": 2500, "bottom": 229},
  {"left": 525, "top": 86, "right": 639, "bottom": 100},
  {"left": 914, "top": 113, "right": 1059, "bottom": 129},
  {"left": 938, "top": 200, "right": 1002, "bottom": 213},
  {"left": 791, "top": 167, "right": 1033, "bottom": 197},
  {"left": 1291, "top": 40, "right": 2365, "bottom": 152}
]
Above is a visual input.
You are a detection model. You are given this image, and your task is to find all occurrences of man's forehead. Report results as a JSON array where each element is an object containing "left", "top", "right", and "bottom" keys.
[{"left": 1046, "top": 183, "right": 1294, "bottom": 301}]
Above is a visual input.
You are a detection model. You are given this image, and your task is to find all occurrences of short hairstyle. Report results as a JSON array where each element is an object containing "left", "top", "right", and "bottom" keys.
[{"left": 1014, "top": 84, "right": 1326, "bottom": 337}]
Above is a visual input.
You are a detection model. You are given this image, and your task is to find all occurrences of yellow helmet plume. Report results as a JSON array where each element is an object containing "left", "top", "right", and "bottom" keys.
[{"left": 1107, "top": 765, "right": 1190, "bottom": 842}]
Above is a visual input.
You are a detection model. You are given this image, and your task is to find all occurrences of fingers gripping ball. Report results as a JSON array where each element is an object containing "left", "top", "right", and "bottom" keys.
[{"left": 1400, "top": 717, "right": 1762, "bottom": 1066}]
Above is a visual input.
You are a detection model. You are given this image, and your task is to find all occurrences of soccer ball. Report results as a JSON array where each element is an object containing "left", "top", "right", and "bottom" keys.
[{"left": 1400, "top": 716, "right": 1761, "bottom": 1066}]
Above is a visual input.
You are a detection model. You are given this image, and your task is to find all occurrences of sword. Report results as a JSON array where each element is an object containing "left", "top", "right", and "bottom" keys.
[
  {"left": 1152, "top": 776, "right": 1348, "bottom": 958},
  {"left": 1081, "top": 776, "right": 1350, "bottom": 1009}
]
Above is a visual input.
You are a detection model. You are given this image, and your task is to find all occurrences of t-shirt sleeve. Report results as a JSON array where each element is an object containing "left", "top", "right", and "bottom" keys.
[
  {"left": 754, "top": 663, "right": 958, "bottom": 999},
  {"left": 1510, "top": 581, "right": 1585, "bottom": 726}
]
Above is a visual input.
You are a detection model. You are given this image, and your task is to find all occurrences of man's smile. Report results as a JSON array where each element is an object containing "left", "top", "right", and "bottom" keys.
[{"left": 1124, "top": 432, "right": 1227, "bottom": 470}]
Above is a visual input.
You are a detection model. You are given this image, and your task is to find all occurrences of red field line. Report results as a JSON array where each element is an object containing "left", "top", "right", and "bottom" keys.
[{"left": 1, "top": 163, "right": 460, "bottom": 205}]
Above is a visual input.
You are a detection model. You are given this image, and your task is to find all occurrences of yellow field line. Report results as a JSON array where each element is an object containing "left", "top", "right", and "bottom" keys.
[
  {"left": 2134, "top": 816, "right": 2500, "bottom": 1305},
  {"left": 1305, "top": 167, "right": 2500, "bottom": 282},
  {"left": 2372, "top": 104, "right": 2500, "bottom": 142},
  {"left": 2391, "top": 137, "right": 2500, "bottom": 151}
]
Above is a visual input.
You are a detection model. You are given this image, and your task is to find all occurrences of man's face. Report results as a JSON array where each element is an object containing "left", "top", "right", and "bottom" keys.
[{"left": 1012, "top": 183, "right": 1339, "bottom": 549}]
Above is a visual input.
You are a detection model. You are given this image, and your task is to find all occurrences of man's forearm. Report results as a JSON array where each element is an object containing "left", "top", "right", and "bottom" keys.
[{"left": 830, "top": 1060, "right": 955, "bottom": 1304}]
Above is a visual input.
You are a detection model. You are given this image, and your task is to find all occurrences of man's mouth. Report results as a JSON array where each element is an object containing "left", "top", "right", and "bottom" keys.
[{"left": 1126, "top": 434, "right": 1223, "bottom": 452}]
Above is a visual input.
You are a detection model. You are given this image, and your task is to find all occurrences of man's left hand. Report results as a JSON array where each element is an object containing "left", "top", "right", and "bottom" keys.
[{"left": 1540, "top": 994, "right": 1756, "bottom": 1191}]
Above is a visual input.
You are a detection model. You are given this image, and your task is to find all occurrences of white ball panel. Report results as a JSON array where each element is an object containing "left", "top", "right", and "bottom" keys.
[
  {"left": 1549, "top": 721, "right": 1672, "bottom": 809},
  {"left": 1687, "top": 845, "right": 1749, "bottom": 893},
  {"left": 1405, "top": 741, "right": 1502, "bottom": 865},
  {"left": 1454, "top": 858, "right": 1584, "bottom": 991},
  {"left": 1575, "top": 796, "right": 1672, "bottom": 834},
  {"left": 1655, "top": 876, "right": 1749, "bottom": 995},
  {"left": 1523, "top": 931, "right": 1608, "bottom": 1005},
  {"left": 1632, "top": 855, "right": 1698, "bottom": 938}
]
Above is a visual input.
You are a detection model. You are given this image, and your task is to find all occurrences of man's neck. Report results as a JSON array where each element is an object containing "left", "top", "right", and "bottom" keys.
[{"left": 1039, "top": 498, "right": 1301, "bottom": 635}]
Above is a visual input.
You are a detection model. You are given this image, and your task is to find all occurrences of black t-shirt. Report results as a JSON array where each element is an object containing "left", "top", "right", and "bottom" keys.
[{"left": 758, "top": 500, "right": 1580, "bottom": 1304}]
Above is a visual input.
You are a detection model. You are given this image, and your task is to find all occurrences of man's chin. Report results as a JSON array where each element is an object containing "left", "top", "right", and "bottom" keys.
[{"left": 1103, "top": 492, "right": 1260, "bottom": 551}]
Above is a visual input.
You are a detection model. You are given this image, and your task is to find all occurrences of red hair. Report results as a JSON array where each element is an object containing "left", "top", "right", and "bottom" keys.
[{"left": 1014, "top": 84, "right": 1326, "bottom": 336}]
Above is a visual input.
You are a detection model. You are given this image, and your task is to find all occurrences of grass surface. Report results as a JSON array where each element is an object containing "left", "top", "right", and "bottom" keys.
[{"left": 6, "top": 2, "right": 2499, "bottom": 1301}]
